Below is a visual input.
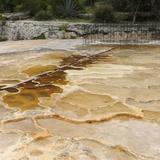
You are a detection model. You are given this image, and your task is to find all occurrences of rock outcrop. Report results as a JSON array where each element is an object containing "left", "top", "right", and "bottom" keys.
[
  {"left": 0, "top": 20, "right": 160, "bottom": 41},
  {"left": 0, "top": 21, "right": 86, "bottom": 40}
]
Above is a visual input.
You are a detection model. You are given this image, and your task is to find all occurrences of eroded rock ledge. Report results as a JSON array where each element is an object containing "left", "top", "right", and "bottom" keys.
[
  {"left": 0, "top": 20, "right": 87, "bottom": 41},
  {"left": 1, "top": 20, "right": 160, "bottom": 41}
]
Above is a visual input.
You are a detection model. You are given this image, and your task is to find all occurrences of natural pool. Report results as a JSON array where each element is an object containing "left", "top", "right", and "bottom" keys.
[{"left": 0, "top": 43, "right": 160, "bottom": 160}]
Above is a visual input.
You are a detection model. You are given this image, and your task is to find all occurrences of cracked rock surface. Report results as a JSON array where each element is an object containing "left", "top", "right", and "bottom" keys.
[{"left": 0, "top": 41, "right": 160, "bottom": 160}]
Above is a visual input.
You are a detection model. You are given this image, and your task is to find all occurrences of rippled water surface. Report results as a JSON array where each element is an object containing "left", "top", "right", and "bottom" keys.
[{"left": 0, "top": 45, "right": 160, "bottom": 160}]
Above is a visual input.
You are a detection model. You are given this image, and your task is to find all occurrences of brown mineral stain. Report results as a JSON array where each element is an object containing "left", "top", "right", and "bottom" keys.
[
  {"left": 60, "top": 51, "right": 111, "bottom": 67},
  {"left": 3, "top": 85, "right": 62, "bottom": 110},
  {"left": 1, "top": 68, "right": 69, "bottom": 110},
  {"left": 1, "top": 50, "right": 112, "bottom": 111},
  {"left": 22, "top": 65, "right": 57, "bottom": 76},
  {"left": 61, "top": 55, "right": 90, "bottom": 67},
  {"left": 1, "top": 70, "right": 66, "bottom": 110},
  {"left": 18, "top": 80, "right": 39, "bottom": 89},
  {"left": 4, "top": 87, "right": 19, "bottom": 93},
  {"left": 37, "top": 70, "right": 68, "bottom": 85}
]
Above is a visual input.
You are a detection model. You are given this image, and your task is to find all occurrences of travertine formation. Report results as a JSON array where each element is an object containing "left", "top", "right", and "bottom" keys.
[{"left": 0, "top": 43, "right": 160, "bottom": 160}]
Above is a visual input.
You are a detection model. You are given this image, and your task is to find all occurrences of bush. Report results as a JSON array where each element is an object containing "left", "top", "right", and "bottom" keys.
[
  {"left": 79, "top": 0, "right": 95, "bottom": 6},
  {"left": 57, "top": 0, "right": 80, "bottom": 18},
  {"left": 32, "top": 33, "right": 46, "bottom": 39},
  {"left": 22, "top": 0, "right": 42, "bottom": 16},
  {"left": 35, "top": 10, "right": 53, "bottom": 20},
  {"left": 114, "top": 12, "right": 130, "bottom": 22},
  {"left": 94, "top": 4, "right": 115, "bottom": 23},
  {"left": 59, "top": 24, "right": 68, "bottom": 31},
  {"left": 0, "top": 13, "right": 3, "bottom": 20},
  {"left": 111, "top": 0, "right": 128, "bottom": 12},
  {"left": 0, "top": 13, "right": 6, "bottom": 21},
  {"left": 0, "top": 37, "right": 7, "bottom": 41},
  {"left": 15, "top": 5, "right": 24, "bottom": 12}
]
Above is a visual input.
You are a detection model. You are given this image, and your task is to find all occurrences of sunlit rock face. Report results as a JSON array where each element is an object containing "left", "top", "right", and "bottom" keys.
[{"left": 0, "top": 44, "right": 160, "bottom": 160}]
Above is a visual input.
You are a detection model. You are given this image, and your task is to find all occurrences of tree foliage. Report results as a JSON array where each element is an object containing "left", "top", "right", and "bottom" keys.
[
  {"left": 0, "top": 0, "right": 160, "bottom": 22},
  {"left": 94, "top": 4, "right": 115, "bottom": 22}
]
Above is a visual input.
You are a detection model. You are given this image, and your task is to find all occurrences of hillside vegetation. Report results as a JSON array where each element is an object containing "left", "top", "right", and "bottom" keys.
[{"left": 0, "top": 0, "right": 160, "bottom": 23}]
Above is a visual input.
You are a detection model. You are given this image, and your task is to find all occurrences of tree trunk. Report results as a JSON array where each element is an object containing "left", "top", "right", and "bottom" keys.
[{"left": 132, "top": 0, "right": 142, "bottom": 24}]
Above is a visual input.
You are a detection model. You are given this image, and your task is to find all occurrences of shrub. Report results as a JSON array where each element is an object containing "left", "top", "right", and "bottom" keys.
[
  {"left": 0, "top": 13, "right": 3, "bottom": 20},
  {"left": 32, "top": 33, "right": 46, "bottom": 39},
  {"left": 80, "top": 0, "right": 95, "bottom": 6},
  {"left": 35, "top": 10, "right": 53, "bottom": 20},
  {"left": 111, "top": 0, "right": 128, "bottom": 12},
  {"left": 59, "top": 24, "right": 68, "bottom": 31},
  {"left": 0, "top": 37, "right": 7, "bottom": 41},
  {"left": 0, "top": 13, "right": 6, "bottom": 21},
  {"left": 15, "top": 5, "right": 24, "bottom": 12},
  {"left": 94, "top": 4, "right": 115, "bottom": 23},
  {"left": 22, "top": 0, "right": 42, "bottom": 16},
  {"left": 114, "top": 12, "right": 130, "bottom": 22},
  {"left": 57, "top": 0, "right": 80, "bottom": 18}
]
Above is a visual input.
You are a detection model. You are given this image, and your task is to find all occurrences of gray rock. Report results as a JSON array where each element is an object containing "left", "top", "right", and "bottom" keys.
[{"left": 0, "top": 21, "right": 86, "bottom": 40}]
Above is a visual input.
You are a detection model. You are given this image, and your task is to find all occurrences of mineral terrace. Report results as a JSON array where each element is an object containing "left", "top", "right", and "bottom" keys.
[{"left": 0, "top": 40, "right": 160, "bottom": 160}]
